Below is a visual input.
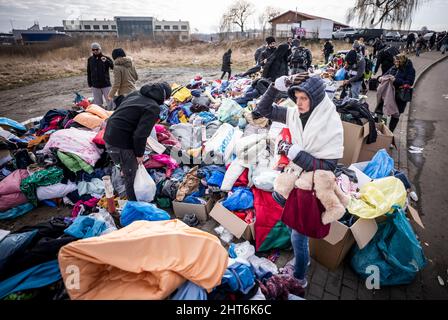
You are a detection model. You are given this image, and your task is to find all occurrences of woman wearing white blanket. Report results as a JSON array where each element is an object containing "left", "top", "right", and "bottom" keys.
[{"left": 254, "top": 75, "right": 344, "bottom": 288}]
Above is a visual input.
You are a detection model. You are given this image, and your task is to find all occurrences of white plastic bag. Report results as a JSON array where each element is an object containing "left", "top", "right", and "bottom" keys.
[{"left": 133, "top": 164, "right": 156, "bottom": 202}]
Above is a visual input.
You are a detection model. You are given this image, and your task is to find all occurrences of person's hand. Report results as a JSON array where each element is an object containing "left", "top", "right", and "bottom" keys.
[
  {"left": 136, "top": 157, "right": 144, "bottom": 165},
  {"left": 263, "top": 59, "right": 267, "bottom": 64},
  {"left": 274, "top": 76, "right": 292, "bottom": 92},
  {"left": 277, "top": 140, "right": 292, "bottom": 155},
  {"left": 378, "top": 77, "right": 382, "bottom": 83}
]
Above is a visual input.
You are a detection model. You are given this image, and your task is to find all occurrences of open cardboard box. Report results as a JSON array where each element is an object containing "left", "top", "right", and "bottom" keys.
[
  {"left": 310, "top": 217, "right": 378, "bottom": 271},
  {"left": 172, "top": 197, "right": 215, "bottom": 223},
  {"left": 310, "top": 160, "right": 379, "bottom": 270},
  {"left": 340, "top": 120, "right": 370, "bottom": 166},
  {"left": 358, "top": 123, "right": 394, "bottom": 162},
  {"left": 209, "top": 200, "right": 255, "bottom": 241}
]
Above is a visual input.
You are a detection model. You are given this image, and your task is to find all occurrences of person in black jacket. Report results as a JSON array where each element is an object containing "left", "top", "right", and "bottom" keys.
[
  {"left": 262, "top": 43, "right": 290, "bottom": 81},
  {"left": 237, "top": 37, "right": 277, "bottom": 78},
  {"left": 379, "top": 54, "right": 416, "bottom": 132},
  {"left": 374, "top": 44, "right": 399, "bottom": 75},
  {"left": 87, "top": 42, "right": 114, "bottom": 110},
  {"left": 323, "top": 40, "right": 334, "bottom": 64},
  {"left": 221, "top": 49, "right": 232, "bottom": 80},
  {"left": 104, "top": 82, "right": 172, "bottom": 200}
]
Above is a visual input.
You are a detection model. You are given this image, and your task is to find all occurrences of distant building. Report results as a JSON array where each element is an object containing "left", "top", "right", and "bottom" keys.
[
  {"left": 114, "top": 16, "right": 154, "bottom": 39},
  {"left": 154, "top": 20, "right": 190, "bottom": 41},
  {"left": 12, "top": 23, "right": 70, "bottom": 44},
  {"left": 63, "top": 19, "right": 117, "bottom": 38},
  {"left": 269, "top": 10, "right": 349, "bottom": 39}
]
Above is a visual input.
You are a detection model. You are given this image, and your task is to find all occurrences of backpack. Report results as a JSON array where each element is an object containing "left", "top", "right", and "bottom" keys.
[{"left": 291, "top": 48, "right": 310, "bottom": 67}]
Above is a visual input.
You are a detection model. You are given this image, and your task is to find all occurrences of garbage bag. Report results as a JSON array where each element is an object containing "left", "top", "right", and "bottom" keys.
[
  {"left": 134, "top": 164, "right": 156, "bottom": 203},
  {"left": 363, "top": 149, "right": 394, "bottom": 179},
  {"left": 347, "top": 176, "right": 406, "bottom": 219},
  {"left": 120, "top": 201, "right": 170, "bottom": 227},
  {"left": 221, "top": 262, "right": 256, "bottom": 294},
  {"left": 334, "top": 68, "right": 347, "bottom": 81},
  {"left": 351, "top": 207, "right": 427, "bottom": 286},
  {"left": 222, "top": 187, "right": 254, "bottom": 211},
  {"left": 218, "top": 99, "right": 243, "bottom": 127},
  {"left": 0, "top": 230, "right": 38, "bottom": 274}
]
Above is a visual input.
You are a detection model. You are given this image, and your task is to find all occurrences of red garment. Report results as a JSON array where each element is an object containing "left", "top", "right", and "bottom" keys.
[
  {"left": 281, "top": 187, "right": 330, "bottom": 239},
  {"left": 92, "top": 129, "right": 105, "bottom": 146},
  {"left": 72, "top": 198, "right": 100, "bottom": 218},
  {"left": 38, "top": 116, "right": 64, "bottom": 135},
  {"left": 225, "top": 164, "right": 249, "bottom": 187}
]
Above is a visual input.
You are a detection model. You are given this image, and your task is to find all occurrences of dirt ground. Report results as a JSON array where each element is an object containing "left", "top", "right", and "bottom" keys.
[{"left": 0, "top": 66, "right": 232, "bottom": 122}]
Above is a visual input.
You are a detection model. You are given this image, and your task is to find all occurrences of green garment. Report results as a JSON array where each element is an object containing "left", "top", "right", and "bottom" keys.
[
  {"left": 57, "top": 151, "right": 93, "bottom": 174},
  {"left": 20, "top": 167, "right": 64, "bottom": 206}
]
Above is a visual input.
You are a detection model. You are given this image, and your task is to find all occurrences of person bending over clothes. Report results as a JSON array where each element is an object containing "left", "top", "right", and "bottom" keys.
[
  {"left": 254, "top": 75, "right": 344, "bottom": 288},
  {"left": 104, "top": 82, "right": 172, "bottom": 201}
]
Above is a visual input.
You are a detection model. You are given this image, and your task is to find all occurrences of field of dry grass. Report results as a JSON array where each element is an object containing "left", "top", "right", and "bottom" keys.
[{"left": 0, "top": 38, "right": 352, "bottom": 91}]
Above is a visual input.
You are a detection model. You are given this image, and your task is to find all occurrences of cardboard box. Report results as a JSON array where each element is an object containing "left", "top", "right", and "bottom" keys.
[
  {"left": 172, "top": 197, "right": 215, "bottom": 223},
  {"left": 310, "top": 218, "right": 378, "bottom": 271},
  {"left": 358, "top": 123, "right": 394, "bottom": 162},
  {"left": 340, "top": 120, "right": 370, "bottom": 166},
  {"left": 209, "top": 200, "right": 255, "bottom": 241}
]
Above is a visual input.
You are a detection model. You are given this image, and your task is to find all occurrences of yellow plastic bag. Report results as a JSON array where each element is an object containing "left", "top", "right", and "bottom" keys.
[
  {"left": 348, "top": 177, "right": 406, "bottom": 219},
  {"left": 171, "top": 84, "right": 192, "bottom": 103}
]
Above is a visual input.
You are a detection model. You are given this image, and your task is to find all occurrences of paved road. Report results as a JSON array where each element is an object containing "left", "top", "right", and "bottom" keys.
[{"left": 407, "top": 57, "right": 448, "bottom": 299}]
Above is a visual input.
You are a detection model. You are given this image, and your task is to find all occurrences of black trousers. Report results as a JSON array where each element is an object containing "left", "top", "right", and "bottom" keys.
[{"left": 221, "top": 71, "right": 231, "bottom": 80}]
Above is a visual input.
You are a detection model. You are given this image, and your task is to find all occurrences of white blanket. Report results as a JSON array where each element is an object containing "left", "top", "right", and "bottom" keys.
[{"left": 286, "top": 95, "right": 344, "bottom": 162}]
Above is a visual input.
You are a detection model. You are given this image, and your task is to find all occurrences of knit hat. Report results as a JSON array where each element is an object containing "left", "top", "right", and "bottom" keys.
[
  {"left": 159, "top": 82, "right": 172, "bottom": 101},
  {"left": 91, "top": 42, "right": 101, "bottom": 50},
  {"left": 112, "top": 48, "right": 126, "bottom": 60},
  {"left": 345, "top": 49, "right": 358, "bottom": 65},
  {"left": 287, "top": 76, "right": 326, "bottom": 111},
  {"left": 266, "top": 36, "right": 276, "bottom": 45}
]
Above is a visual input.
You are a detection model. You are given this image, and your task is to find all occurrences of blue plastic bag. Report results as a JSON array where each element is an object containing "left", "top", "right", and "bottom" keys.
[
  {"left": 120, "top": 201, "right": 170, "bottom": 227},
  {"left": 222, "top": 187, "right": 254, "bottom": 211},
  {"left": 64, "top": 216, "right": 107, "bottom": 239},
  {"left": 334, "top": 68, "right": 347, "bottom": 81},
  {"left": 221, "top": 263, "right": 255, "bottom": 294},
  {"left": 351, "top": 206, "right": 427, "bottom": 286},
  {"left": 363, "top": 149, "right": 394, "bottom": 179},
  {"left": 0, "top": 203, "right": 34, "bottom": 220},
  {"left": 0, "top": 117, "right": 27, "bottom": 133}
]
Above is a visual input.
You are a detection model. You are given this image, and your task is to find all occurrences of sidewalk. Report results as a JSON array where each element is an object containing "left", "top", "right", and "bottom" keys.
[{"left": 303, "top": 50, "right": 448, "bottom": 300}]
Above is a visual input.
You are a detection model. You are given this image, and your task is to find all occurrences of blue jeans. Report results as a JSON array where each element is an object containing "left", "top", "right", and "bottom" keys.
[
  {"left": 350, "top": 81, "right": 362, "bottom": 99},
  {"left": 291, "top": 230, "right": 309, "bottom": 280}
]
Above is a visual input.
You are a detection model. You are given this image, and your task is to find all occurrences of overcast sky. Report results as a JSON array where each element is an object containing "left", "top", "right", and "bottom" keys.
[{"left": 0, "top": 0, "right": 446, "bottom": 33}]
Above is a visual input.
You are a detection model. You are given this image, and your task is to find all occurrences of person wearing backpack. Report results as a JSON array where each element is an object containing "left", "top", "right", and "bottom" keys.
[
  {"left": 288, "top": 40, "right": 312, "bottom": 75},
  {"left": 374, "top": 45, "right": 399, "bottom": 75}
]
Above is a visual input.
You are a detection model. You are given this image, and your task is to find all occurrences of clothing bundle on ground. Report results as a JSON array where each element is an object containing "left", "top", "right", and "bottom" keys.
[{"left": 0, "top": 66, "right": 425, "bottom": 300}]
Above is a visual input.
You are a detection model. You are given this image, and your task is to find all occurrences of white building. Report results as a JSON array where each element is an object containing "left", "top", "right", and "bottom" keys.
[{"left": 62, "top": 19, "right": 117, "bottom": 38}]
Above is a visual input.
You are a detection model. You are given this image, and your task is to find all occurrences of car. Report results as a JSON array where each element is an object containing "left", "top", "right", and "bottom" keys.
[
  {"left": 423, "top": 32, "right": 435, "bottom": 41},
  {"left": 332, "top": 28, "right": 357, "bottom": 40},
  {"left": 345, "top": 28, "right": 385, "bottom": 45},
  {"left": 401, "top": 32, "right": 418, "bottom": 42},
  {"left": 385, "top": 31, "right": 401, "bottom": 42}
]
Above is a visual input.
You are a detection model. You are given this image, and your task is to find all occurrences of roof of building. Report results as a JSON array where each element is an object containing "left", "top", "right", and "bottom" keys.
[{"left": 269, "top": 10, "right": 349, "bottom": 27}]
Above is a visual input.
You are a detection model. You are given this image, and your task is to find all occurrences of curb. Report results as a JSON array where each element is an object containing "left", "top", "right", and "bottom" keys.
[{"left": 397, "top": 54, "right": 448, "bottom": 176}]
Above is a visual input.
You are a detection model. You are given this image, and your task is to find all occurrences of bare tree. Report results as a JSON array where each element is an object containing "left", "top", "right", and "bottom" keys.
[
  {"left": 222, "top": 0, "right": 255, "bottom": 34},
  {"left": 346, "top": 0, "right": 424, "bottom": 29},
  {"left": 258, "top": 6, "right": 281, "bottom": 37}
]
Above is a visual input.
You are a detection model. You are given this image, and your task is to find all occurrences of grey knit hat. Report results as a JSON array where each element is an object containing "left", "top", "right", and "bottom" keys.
[{"left": 91, "top": 42, "right": 101, "bottom": 50}]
